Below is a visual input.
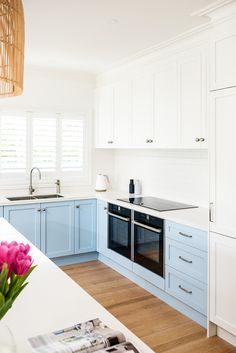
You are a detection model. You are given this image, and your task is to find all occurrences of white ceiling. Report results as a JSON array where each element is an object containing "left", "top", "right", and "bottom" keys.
[{"left": 23, "top": 0, "right": 214, "bottom": 74}]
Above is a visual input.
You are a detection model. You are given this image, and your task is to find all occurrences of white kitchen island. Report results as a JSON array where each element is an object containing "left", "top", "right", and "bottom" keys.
[{"left": 0, "top": 218, "right": 154, "bottom": 353}]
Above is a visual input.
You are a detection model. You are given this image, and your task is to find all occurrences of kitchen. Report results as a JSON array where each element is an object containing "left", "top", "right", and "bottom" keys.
[{"left": 0, "top": 0, "right": 236, "bottom": 352}]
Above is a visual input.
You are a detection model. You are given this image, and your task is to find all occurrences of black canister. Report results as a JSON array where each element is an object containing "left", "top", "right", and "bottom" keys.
[{"left": 129, "top": 179, "right": 135, "bottom": 194}]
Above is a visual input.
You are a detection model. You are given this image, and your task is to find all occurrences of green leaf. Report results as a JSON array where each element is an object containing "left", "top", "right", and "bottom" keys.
[
  {"left": 7, "top": 265, "right": 36, "bottom": 300},
  {"left": 12, "top": 282, "right": 28, "bottom": 302},
  {"left": 0, "top": 264, "right": 8, "bottom": 293},
  {"left": 3, "top": 281, "right": 9, "bottom": 296},
  {"left": 0, "top": 298, "right": 12, "bottom": 320},
  {"left": 0, "top": 292, "right": 5, "bottom": 309}
]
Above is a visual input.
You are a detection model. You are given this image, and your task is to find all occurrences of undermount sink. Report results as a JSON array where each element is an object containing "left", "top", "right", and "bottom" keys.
[
  {"left": 7, "top": 194, "right": 64, "bottom": 201},
  {"left": 34, "top": 194, "right": 64, "bottom": 199},
  {"left": 7, "top": 196, "right": 37, "bottom": 201}
]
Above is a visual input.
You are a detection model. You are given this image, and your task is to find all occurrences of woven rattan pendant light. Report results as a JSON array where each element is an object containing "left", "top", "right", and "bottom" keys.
[{"left": 0, "top": 0, "right": 25, "bottom": 97}]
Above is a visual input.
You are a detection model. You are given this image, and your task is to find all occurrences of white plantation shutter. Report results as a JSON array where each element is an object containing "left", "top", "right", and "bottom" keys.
[
  {"left": 0, "top": 115, "right": 27, "bottom": 172},
  {"left": 61, "top": 119, "right": 84, "bottom": 171},
  {"left": 0, "top": 112, "right": 88, "bottom": 180},
  {"left": 32, "top": 118, "right": 57, "bottom": 171}
]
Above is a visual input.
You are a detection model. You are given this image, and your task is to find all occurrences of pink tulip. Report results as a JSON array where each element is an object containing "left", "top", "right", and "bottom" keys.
[
  {"left": 12, "top": 252, "right": 32, "bottom": 276},
  {"left": 0, "top": 241, "right": 32, "bottom": 276}
]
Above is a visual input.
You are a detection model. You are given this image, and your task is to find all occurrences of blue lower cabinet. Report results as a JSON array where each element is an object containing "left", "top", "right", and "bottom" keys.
[
  {"left": 165, "top": 265, "right": 207, "bottom": 315},
  {"left": 97, "top": 200, "right": 108, "bottom": 255},
  {"left": 4, "top": 204, "right": 41, "bottom": 248},
  {"left": 165, "top": 238, "right": 207, "bottom": 283},
  {"left": 41, "top": 201, "right": 75, "bottom": 258},
  {"left": 0, "top": 207, "right": 3, "bottom": 218},
  {"left": 75, "top": 199, "right": 97, "bottom": 254}
]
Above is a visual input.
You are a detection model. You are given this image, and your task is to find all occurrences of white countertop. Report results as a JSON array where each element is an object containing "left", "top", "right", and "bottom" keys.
[
  {"left": 0, "top": 218, "right": 154, "bottom": 353},
  {"left": 0, "top": 189, "right": 208, "bottom": 231}
]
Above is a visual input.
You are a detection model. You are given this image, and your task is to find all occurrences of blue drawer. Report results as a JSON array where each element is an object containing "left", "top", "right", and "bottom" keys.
[
  {"left": 165, "top": 266, "right": 207, "bottom": 315},
  {"left": 165, "top": 238, "right": 207, "bottom": 283},
  {"left": 165, "top": 221, "right": 208, "bottom": 252}
]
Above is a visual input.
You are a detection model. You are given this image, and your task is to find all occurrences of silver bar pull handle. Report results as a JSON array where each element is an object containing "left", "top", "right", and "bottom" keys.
[
  {"left": 209, "top": 202, "right": 214, "bottom": 223},
  {"left": 107, "top": 212, "right": 130, "bottom": 222},
  {"left": 179, "top": 231, "right": 192, "bottom": 238},
  {"left": 179, "top": 285, "right": 192, "bottom": 294},
  {"left": 132, "top": 220, "right": 162, "bottom": 234},
  {"left": 179, "top": 256, "right": 193, "bottom": 264}
]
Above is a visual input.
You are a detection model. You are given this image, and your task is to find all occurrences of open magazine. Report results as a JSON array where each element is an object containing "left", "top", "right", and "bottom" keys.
[{"left": 28, "top": 318, "right": 140, "bottom": 353}]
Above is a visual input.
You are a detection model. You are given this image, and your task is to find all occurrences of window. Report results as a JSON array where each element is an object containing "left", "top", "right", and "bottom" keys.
[
  {"left": 61, "top": 119, "right": 84, "bottom": 171},
  {"left": 32, "top": 118, "right": 57, "bottom": 171},
  {"left": 0, "top": 115, "right": 27, "bottom": 172},
  {"left": 0, "top": 112, "right": 89, "bottom": 183}
]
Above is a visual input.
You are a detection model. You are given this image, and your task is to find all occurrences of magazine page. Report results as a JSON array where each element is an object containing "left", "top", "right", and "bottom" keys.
[
  {"left": 96, "top": 342, "right": 140, "bottom": 353},
  {"left": 28, "top": 318, "right": 126, "bottom": 353}
]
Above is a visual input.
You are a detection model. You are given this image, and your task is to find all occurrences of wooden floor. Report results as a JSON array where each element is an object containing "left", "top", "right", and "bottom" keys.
[{"left": 62, "top": 260, "right": 236, "bottom": 353}]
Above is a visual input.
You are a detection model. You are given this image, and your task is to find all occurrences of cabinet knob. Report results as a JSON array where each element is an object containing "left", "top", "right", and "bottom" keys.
[
  {"left": 37, "top": 209, "right": 41, "bottom": 212},
  {"left": 146, "top": 139, "right": 150, "bottom": 143},
  {"left": 149, "top": 139, "right": 153, "bottom": 143},
  {"left": 76, "top": 205, "right": 80, "bottom": 208},
  {"left": 107, "top": 141, "right": 113, "bottom": 144},
  {"left": 104, "top": 207, "right": 107, "bottom": 210},
  {"left": 200, "top": 137, "right": 205, "bottom": 142},
  {"left": 195, "top": 137, "right": 200, "bottom": 142},
  {"left": 41, "top": 208, "right": 46, "bottom": 212}
]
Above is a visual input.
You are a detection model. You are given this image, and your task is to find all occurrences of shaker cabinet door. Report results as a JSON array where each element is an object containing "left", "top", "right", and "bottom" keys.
[
  {"left": 154, "top": 63, "right": 178, "bottom": 147},
  {"left": 179, "top": 51, "right": 207, "bottom": 148},
  {"left": 113, "top": 80, "right": 132, "bottom": 147},
  {"left": 97, "top": 200, "right": 108, "bottom": 255},
  {"left": 75, "top": 199, "right": 97, "bottom": 253},
  {"left": 132, "top": 73, "right": 155, "bottom": 147},
  {"left": 210, "top": 18, "right": 236, "bottom": 90},
  {"left": 210, "top": 232, "right": 236, "bottom": 335},
  {"left": 209, "top": 87, "right": 236, "bottom": 238},
  {"left": 95, "top": 85, "right": 114, "bottom": 147},
  {"left": 4, "top": 204, "right": 41, "bottom": 248},
  {"left": 40, "top": 201, "right": 74, "bottom": 258}
]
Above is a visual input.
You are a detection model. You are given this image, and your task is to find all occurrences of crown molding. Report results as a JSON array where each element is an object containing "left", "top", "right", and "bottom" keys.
[
  {"left": 192, "top": 0, "right": 236, "bottom": 20},
  {"left": 98, "top": 22, "right": 211, "bottom": 75}
]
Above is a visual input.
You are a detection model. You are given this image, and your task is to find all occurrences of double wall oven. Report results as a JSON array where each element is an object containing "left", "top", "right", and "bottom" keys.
[{"left": 108, "top": 203, "right": 164, "bottom": 278}]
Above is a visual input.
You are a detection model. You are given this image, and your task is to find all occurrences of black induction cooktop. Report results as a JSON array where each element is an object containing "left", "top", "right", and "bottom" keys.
[{"left": 117, "top": 196, "right": 198, "bottom": 212}]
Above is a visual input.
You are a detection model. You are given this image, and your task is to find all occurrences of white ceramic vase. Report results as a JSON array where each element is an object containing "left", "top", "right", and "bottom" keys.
[{"left": 0, "top": 321, "right": 17, "bottom": 353}]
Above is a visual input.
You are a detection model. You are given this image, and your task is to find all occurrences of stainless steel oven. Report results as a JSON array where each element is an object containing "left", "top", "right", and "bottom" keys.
[
  {"left": 108, "top": 203, "right": 131, "bottom": 259},
  {"left": 108, "top": 204, "right": 164, "bottom": 278},
  {"left": 133, "top": 211, "right": 164, "bottom": 277}
]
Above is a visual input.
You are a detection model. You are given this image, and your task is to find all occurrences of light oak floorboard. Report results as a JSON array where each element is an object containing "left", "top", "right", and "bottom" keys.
[{"left": 62, "top": 261, "right": 236, "bottom": 353}]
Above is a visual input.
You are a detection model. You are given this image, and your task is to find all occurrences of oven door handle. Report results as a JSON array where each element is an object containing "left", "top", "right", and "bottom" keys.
[
  {"left": 132, "top": 220, "right": 162, "bottom": 234},
  {"left": 107, "top": 212, "right": 130, "bottom": 222}
]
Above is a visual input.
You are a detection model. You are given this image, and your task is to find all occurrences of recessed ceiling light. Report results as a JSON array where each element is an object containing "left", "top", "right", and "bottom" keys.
[{"left": 107, "top": 18, "right": 119, "bottom": 25}]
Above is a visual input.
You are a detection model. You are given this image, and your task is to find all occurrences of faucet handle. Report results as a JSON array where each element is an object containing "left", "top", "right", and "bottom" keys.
[{"left": 55, "top": 179, "right": 61, "bottom": 194}]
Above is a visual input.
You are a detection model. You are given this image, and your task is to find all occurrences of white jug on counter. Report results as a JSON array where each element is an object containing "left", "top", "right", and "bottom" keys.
[{"left": 95, "top": 174, "right": 109, "bottom": 192}]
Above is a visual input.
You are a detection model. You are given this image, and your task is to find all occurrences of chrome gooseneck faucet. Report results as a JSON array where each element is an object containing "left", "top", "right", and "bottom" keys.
[{"left": 29, "top": 167, "right": 41, "bottom": 195}]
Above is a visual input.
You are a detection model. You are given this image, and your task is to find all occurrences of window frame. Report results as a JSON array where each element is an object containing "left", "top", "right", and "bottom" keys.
[{"left": 0, "top": 110, "right": 92, "bottom": 189}]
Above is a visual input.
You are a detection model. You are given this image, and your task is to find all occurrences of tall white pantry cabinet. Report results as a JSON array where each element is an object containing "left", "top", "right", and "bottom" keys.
[{"left": 207, "top": 1, "right": 236, "bottom": 343}]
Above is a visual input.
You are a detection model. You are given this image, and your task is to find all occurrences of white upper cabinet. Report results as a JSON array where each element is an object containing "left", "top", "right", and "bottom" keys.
[
  {"left": 178, "top": 50, "right": 207, "bottom": 148},
  {"left": 132, "top": 73, "right": 155, "bottom": 147},
  {"left": 209, "top": 87, "right": 236, "bottom": 238},
  {"left": 95, "top": 85, "right": 114, "bottom": 148},
  {"left": 210, "top": 17, "right": 236, "bottom": 90},
  {"left": 154, "top": 63, "right": 178, "bottom": 148},
  {"left": 113, "top": 80, "right": 132, "bottom": 147},
  {"left": 95, "top": 44, "right": 208, "bottom": 149}
]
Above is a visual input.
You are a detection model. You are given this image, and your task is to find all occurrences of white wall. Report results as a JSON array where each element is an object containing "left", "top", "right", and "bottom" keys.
[
  {"left": 112, "top": 149, "right": 208, "bottom": 207},
  {"left": 0, "top": 65, "right": 95, "bottom": 112}
]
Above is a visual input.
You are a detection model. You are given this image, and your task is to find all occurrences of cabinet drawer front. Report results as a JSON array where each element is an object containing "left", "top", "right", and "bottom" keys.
[
  {"left": 165, "top": 221, "right": 207, "bottom": 251},
  {"left": 165, "top": 266, "right": 207, "bottom": 315},
  {"left": 166, "top": 238, "right": 207, "bottom": 283}
]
